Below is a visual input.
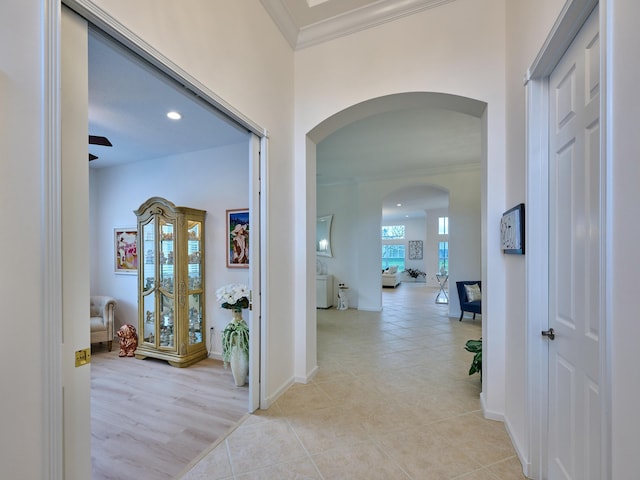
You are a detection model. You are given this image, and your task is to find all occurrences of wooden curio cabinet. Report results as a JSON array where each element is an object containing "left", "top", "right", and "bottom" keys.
[{"left": 134, "top": 197, "right": 207, "bottom": 367}]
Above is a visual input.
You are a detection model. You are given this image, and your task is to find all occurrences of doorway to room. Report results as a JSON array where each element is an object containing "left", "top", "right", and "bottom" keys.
[
  {"left": 312, "top": 93, "right": 483, "bottom": 316},
  {"left": 60, "top": 5, "right": 267, "bottom": 477}
]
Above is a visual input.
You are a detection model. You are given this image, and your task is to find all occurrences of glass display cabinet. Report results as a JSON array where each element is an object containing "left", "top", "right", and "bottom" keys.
[{"left": 134, "top": 197, "right": 207, "bottom": 367}]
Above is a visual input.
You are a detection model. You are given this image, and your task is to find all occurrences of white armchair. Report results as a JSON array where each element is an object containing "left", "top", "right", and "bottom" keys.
[
  {"left": 382, "top": 266, "right": 402, "bottom": 288},
  {"left": 90, "top": 296, "right": 116, "bottom": 351}
]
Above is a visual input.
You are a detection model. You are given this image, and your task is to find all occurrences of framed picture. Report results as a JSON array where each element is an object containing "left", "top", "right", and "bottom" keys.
[
  {"left": 114, "top": 227, "right": 138, "bottom": 274},
  {"left": 227, "top": 209, "right": 249, "bottom": 268},
  {"left": 408, "top": 240, "right": 423, "bottom": 259},
  {"left": 500, "top": 203, "right": 525, "bottom": 255}
]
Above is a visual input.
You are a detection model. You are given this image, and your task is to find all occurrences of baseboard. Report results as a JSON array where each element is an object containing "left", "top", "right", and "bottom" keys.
[
  {"left": 480, "top": 392, "right": 504, "bottom": 422},
  {"left": 504, "top": 416, "right": 531, "bottom": 479},
  {"left": 296, "top": 365, "right": 318, "bottom": 384},
  {"left": 480, "top": 393, "right": 531, "bottom": 479},
  {"left": 262, "top": 376, "right": 295, "bottom": 409},
  {"left": 357, "top": 306, "right": 383, "bottom": 312}
]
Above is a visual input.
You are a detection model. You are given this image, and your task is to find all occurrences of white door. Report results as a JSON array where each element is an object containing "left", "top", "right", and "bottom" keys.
[
  {"left": 61, "top": 7, "right": 93, "bottom": 478},
  {"left": 248, "top": 134, "right": 262, "bottom": 411},
  {"left": 547, "top": 6, "right": 601, "bottom": 479}
]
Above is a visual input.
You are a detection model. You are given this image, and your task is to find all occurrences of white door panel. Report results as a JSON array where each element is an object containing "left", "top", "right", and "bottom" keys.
[
  {"left": 61, "top": 7, "right": 92, "bottom": 478},
  {"left": 548, "top": 6, "right": 600, "bottom": 480}
]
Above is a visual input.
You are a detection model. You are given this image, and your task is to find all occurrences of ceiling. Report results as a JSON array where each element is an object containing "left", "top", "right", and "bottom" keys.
[
  {"left": 88, "top": 0, "right": 479, "bottom": 222},
  {"left": 87, "top": 30, "right": 249, "bottom": 169}
]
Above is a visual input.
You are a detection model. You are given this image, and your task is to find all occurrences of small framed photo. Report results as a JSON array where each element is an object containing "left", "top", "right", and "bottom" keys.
[
  {"left": 226, "top": 209, "right": 249, "bottom": 268},
  {"left": 114, "top": 227, "right": 138, "bottom": 274},
  {"left": 500, "top": 204, "right": 525, "bottom": 255}
]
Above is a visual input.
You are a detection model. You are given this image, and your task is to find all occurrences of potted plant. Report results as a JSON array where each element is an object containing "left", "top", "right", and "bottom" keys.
[
  {"left": 404, "top": 268, "right": 426, "bottom": 281},
  {"left": 464, "top": 338, "right": 482, "bottom": 380},
  {"left": 216, "top": 283, "right": 250, "bottom": 386}
]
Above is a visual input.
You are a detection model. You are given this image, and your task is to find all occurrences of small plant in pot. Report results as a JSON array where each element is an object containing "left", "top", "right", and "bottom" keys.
[
  {"left": 404, "top": 268, "right": 426, "bottom": 280},
  {"left": 216, "top": 283, "right": 250, "bottom": 386},
  {"left": 464, "top": 338, "right": 482, "bottom": 380}
]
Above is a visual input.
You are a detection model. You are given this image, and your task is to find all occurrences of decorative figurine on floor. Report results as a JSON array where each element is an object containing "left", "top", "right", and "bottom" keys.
[
  {"left": 117, "top": 324, "right": 138, "bottom": 357},
  {"left": 337, "top": 283, "right": 349, "bottom": 310}
]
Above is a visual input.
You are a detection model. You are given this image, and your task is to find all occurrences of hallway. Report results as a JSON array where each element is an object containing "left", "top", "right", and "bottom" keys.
[{"left": 181, "top": 284, "right": 525, "bottom": 479}]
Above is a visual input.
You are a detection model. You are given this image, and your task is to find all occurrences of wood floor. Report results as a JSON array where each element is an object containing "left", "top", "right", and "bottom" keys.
[{"left": 91, "top": 345, "right": 248, "bottom": 480}]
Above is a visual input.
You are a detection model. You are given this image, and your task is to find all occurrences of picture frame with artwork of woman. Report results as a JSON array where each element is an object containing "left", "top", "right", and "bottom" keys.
[
  {"left": 114, "top": 227, "right": 138, "bottom": 274},
  {"left": 226, "top": 209, "right": 249, "bottom": 268}
]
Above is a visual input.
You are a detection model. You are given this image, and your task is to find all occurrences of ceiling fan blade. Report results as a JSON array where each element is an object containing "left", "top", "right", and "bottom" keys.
[
  {"left": 89, "top": 135, "right": 112, "bottom": 147},
  {"left": 89, "top": 153, "right": 98, "bottom": 161}
]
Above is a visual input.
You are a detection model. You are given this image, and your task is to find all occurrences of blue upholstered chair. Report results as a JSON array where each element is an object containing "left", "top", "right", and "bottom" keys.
[{"left": 456, "top": 281, "right": 482, "bottom": 321}]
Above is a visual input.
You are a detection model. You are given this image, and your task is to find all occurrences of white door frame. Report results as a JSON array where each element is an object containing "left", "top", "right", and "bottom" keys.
[
  {"left": 525, "top": 0, "right": 609, "bottom": 478},
  {"left": 44, "top": 1, "right": 270, "bottom": 476}
]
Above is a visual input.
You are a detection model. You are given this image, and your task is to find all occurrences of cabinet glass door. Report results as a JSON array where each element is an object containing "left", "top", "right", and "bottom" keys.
[
  {"left": 187, "top": 221, "right": 201, "bottom": 290},
  {"left": 187, "top": 220, "right": 203, "bottom": 345},
  {"left": 160, "top": 220, "right": 174, "bottom": 294},
  {"left": 160, "top": 294, "right": 175, "bottom": 348},
  {"left": 143, "top": 292, "right": 155, "bottom": 344},
  {"left": 188, "top": 294, "right": 202, "bottom": 345},
  {"left": 142, "top": 219, "right": 155, "bottom": 292}
]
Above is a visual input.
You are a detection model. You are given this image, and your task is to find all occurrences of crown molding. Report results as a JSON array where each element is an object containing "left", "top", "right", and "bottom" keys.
[
  {"left": 260, "top": 0, "right": 300, "bottom": 49},
  {"left": 262, "top": 0, "right": 458, "bottom": 50},
  {"left": 298, "top": 0, "right": 456, "bottom": 49}
]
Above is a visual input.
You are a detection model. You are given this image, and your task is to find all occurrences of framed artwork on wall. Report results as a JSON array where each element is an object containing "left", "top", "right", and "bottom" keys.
[
  {"left": 114, "top": 227, "right": 138, "bottom": 274},
  {"left": 408, "top": 240, "right": 423, "bottom": 260},
  {"left": 500, "top": 203, "right": 525, "bottom": 254},
  {"left": 227, "top": 209, "right": 249, "bottom": 268}
]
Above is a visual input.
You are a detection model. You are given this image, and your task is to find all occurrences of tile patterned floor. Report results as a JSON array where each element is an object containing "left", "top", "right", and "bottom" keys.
[{"left": 180, "top": 284, "right": 526, "bottom": 479}]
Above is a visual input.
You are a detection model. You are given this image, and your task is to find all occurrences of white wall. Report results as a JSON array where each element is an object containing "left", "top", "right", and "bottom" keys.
[
  {"left": 0, "top": 3, "right": 48, "bottom": 478},
  {"left": 602, "top": 1, "right": 640, "bottom": 477},
  {"left": 294, "top": 0, "right": 506, "bottom": 412},
  {"left": 398, "top": 217, "right": 428, "bottom": 282},
  {"left": 90, "top": 142, "right": 250, "bottom": 357},
  {"left": 316, "top": 183, "right": 358, "bottom": 306}
]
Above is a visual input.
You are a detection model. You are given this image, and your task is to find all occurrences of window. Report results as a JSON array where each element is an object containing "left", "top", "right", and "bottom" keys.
[
  {"left": 438, "top": 217, "right": 449, "bottom": 235},
  {"left": 381, "top": 225, "right": 405, "bottom": 270},
  {"left": 382, "top": 244, "right": 405, "bottom": 270},
  {"left": 381, "top": 225, "right": 405, "bottom": 239},
  {"left": 438, "top": 241, "right": 449, "bottom": 273}
]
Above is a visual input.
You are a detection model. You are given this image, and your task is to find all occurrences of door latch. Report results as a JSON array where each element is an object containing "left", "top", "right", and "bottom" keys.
[{"left": 541, "top": 328, "right": 555, "bottom": 340}]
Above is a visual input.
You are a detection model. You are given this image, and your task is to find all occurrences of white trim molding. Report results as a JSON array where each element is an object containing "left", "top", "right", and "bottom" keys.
[
  {"left": 261, "top": 0, "right": 457, "bottom": 50},
  {"left": 43, "top": 1, "right": 63, "bottom": 478}
]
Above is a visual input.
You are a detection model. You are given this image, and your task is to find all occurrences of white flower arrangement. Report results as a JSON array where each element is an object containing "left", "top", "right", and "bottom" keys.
[{"left": 215, "top": 283, "right": 249, "bottom": 310}]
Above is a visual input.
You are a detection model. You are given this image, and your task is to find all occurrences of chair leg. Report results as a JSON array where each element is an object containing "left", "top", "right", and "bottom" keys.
[
  {"left": 107, "top": 340, "right": 113, "bottom": 352},
  {"left": 459, "top": 311, "right": 464, "bottom": 321},
  {"left": 473, "top": 313, "right": 476, "bottom": 320}
]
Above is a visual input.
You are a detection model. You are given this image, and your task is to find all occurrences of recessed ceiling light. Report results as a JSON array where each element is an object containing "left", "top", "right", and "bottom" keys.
[
  {"left": 167, "top": 111, "right": 182, "bottom": 120},
  {"left": 396, "top": 203, "right": 402, "bottom": 207},
  {"left": 405, "top": 215, "right": 409, "bottom": 218}
]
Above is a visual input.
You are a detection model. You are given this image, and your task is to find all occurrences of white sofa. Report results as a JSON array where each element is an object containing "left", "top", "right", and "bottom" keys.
[{"left": 382, "top": 266, "right": 401, "bottom": 288}]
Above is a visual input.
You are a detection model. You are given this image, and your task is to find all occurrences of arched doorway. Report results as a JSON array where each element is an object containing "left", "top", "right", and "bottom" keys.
[{"left": 300, "top": 91, "right": 493, "bottom": 397}]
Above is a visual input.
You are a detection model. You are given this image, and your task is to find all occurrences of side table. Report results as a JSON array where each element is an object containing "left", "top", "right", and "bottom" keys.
[{"left": 435, "top": 274, "right": 449, "bottom": 304}]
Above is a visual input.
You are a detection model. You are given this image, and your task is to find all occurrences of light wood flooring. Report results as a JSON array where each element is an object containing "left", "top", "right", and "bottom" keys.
[{"left": 90, "top": 346, "right": 248, "bottom": 480}]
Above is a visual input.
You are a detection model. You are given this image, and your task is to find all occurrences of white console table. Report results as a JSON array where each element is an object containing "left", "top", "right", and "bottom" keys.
[{"left": 316, "top": 275, "right": 334, "bottom": 309}]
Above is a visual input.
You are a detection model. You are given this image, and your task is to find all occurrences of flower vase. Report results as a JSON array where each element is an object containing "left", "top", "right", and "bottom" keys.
[
  {"left": 229, "top": 344, "right": 248, "bottom": 386},
  {"left": 232, "top": 309, "right": 243, "bottom": 323},
  {"left": 229, "top": 308, "right": 248, "bottom": 386}
]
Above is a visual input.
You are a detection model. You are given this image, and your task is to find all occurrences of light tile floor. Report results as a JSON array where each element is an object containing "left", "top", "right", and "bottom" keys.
[{"left": 180, "top": 284, "right": 526, "bottom": 479}]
